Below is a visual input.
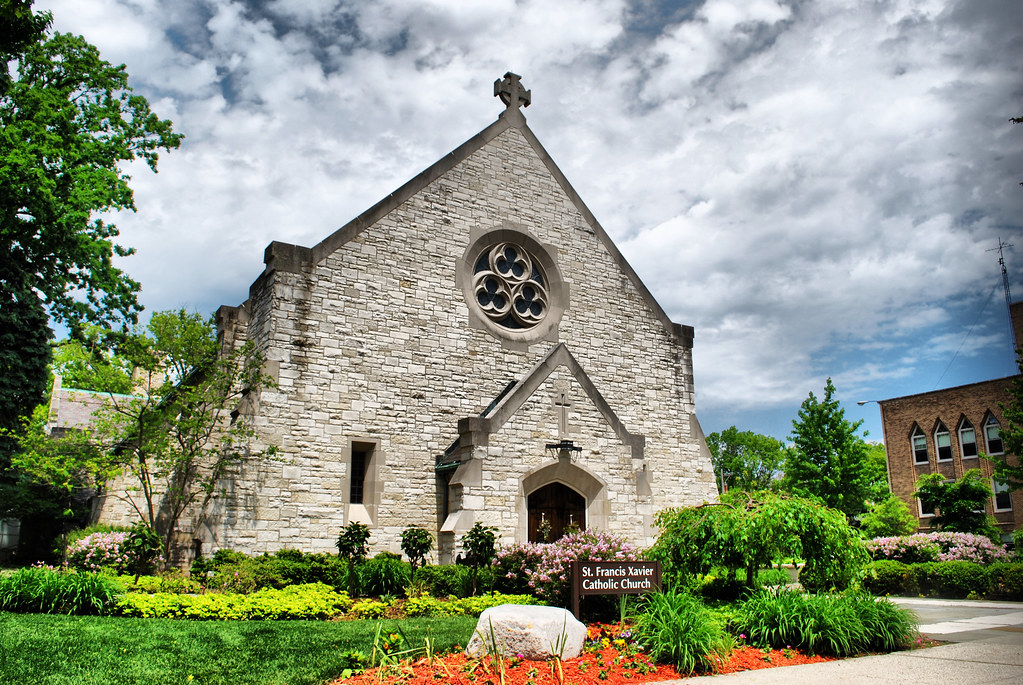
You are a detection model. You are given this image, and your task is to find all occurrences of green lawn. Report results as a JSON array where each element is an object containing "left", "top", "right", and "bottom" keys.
[{"left": 0, "top": 613, "right": 477, "bottom": 685}]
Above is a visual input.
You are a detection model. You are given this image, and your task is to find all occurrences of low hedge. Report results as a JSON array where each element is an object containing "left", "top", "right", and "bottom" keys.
[
  {"left": 116, "top": 583, "right": 353, "bottom": 620},
  {"left": 115, "top": 585, "right": 539, "bottom": 620},
  {"left": 861, "top": 560, "right": 1023, "bottom": 599}
]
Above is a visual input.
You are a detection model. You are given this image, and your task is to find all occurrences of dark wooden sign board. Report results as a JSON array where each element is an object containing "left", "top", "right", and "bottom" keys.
[{"left": 569, "top": 560, "right": 661, "bottom": 618}]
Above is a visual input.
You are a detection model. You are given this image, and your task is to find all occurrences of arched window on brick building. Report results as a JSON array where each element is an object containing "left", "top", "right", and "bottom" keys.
[
  {"left": 957, "top": 417, "right": 978, "bottom": 459},
  {"left": 934, "top": 421, "right": 952, "bottom": 461},
  {"left": 911, "top": 425, "right": 929, "bottom": 465},
  {"left": 984, "top": 414, "right": 1004, "bottom": 455}
]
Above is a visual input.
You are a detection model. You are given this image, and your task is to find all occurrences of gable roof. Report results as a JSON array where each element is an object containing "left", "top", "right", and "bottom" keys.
[
  {"left": 451, "top": 342, "right": 645, "bottom": 462},
  {"left": 258, "top": 90, "right": 693, "bottom": 347}
]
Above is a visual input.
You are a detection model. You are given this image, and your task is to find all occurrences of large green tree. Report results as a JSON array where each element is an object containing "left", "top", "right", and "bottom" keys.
[
  {"left": 1, "top": 0, "right": 181, "bottom": 429},
  {"left": 1, "top": 0, "right": 180, "bottom": 559},
  {"left": 782, "top": 378, "right": 871, "bottom": 521},
  {"left": 705, "top": 426, "right": 787, "bottom": 493}
]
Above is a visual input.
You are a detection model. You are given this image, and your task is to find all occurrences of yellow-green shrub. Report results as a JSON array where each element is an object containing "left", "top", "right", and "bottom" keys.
[
  {"left": 349, "top": 598, "right": 389, "bottom": 619},
  {"left": 115, "top": 583, "right": 351, "bottom": 620}
]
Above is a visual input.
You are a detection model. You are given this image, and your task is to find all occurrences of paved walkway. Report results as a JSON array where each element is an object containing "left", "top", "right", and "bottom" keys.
[{"left": 656, "top": 597, "right": 1023, "bottom": 684}]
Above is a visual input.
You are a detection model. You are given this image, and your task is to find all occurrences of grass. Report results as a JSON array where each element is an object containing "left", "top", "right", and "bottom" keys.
[{"left": 0, "top": 612, "right": 477, "bottom": 685}]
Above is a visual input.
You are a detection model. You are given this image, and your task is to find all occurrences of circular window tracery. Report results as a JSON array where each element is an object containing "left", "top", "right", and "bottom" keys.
[{"left": 472, "top": 243, "right": 549, "bottom": 330}]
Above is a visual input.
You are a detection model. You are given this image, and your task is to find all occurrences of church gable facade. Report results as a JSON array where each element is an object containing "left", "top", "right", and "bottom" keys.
[{"left": 184, "top": 74, "right": 717, "bottom": 560}]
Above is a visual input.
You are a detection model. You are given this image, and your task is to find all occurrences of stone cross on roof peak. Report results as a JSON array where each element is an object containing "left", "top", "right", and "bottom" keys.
[{"left": 494, "top": 72, "right": 531, "bottom": 110}]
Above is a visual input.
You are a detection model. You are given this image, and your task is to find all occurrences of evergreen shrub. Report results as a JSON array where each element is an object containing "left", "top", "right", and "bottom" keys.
[
  {"left": 927, "top": 561, "right": 989, "bottom": 598},
  {"left": 860, "top": 560, "right": 1023, "bottom": 599},
  {"left": 860, "top": 560, "right": 916, "bottom": 596},
  {"left": 414, "top": 564, "right": 470, "bottom": 597},
  {"left": 988, "top": 563, "right": 1023, "bottom": 600},
  {"left": 190, "top": 549, "right": 347, "bottom": 593},
  {"left": 699, "top": 574, "right": 753, "bottom": 601}
]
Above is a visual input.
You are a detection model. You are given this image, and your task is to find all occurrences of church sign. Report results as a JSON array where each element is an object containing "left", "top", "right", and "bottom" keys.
[{"left": 570, "top": 560, "right": 661, "bottom": 617}]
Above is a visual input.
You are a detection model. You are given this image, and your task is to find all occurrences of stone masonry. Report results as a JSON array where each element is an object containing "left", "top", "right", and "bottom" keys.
[{"left": 99, "top": 75, "right": 719, "bottom": 562}]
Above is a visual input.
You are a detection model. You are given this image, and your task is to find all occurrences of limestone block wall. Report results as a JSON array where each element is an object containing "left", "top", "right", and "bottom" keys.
[
  {"left": 199, "top": 123, "right": 717, "bottom": 558},
  {"left": 472, "top": 368, "right": 647, "bottom": 543}
]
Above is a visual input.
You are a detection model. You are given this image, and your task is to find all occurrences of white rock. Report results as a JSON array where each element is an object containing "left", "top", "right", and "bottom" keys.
[{"left": 465, "top": 604, "right": 586, "bottom": 661}]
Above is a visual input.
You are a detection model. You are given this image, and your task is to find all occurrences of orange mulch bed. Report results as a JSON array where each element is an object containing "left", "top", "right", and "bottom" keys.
[{"left": 332, "top": 623, "right": 837, "bottom": 685}]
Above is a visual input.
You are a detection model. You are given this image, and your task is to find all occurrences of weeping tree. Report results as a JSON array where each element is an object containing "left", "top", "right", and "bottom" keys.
[{"left": 649, "top": 490, "right": 868, "bottom": 592}]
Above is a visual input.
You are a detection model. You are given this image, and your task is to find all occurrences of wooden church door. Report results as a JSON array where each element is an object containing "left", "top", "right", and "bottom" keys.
[{"left": 527, "top": 482, "right": 585, "bottom": 542}]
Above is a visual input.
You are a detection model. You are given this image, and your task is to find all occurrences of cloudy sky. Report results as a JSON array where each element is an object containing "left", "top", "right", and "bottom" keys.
[{"left": 35, "top": 0, "right": 1023, "bottom": 442}]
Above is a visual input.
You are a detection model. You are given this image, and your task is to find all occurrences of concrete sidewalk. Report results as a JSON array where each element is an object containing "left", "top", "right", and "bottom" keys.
[{"left": 658, "top": 597, "right": 1023, "bottom": 684}]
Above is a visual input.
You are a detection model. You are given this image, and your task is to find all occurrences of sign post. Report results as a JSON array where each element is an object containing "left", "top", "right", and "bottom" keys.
[{"left": 570, "top": 560, "right": 661, "bottom": 619}]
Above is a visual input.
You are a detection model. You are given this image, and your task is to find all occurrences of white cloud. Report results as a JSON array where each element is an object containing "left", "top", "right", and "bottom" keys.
[{"left": 32, "top": 0, "right": 1023, "bottom": 439}]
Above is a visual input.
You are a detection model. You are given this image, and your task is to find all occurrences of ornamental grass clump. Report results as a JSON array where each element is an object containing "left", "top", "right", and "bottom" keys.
[
  {"left": 0, "top": 567, "right": 123, "bottom": 615},
  {"left": 732, "top": 588, "right": 917, "bottom": 656},
  {"left": 866, "top": 532, "right": 1010, "bottom": 564},
  {"left": 632, "top": 590, "right": 732, "bottom": 673}
]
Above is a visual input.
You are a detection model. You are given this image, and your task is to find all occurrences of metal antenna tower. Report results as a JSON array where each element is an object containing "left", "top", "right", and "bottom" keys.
[{"left": 987, "top": 237, "right": 1015, "bottom": 357}]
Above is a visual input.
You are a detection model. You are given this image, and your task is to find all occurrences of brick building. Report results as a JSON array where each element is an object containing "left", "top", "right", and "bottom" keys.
[
  {"left": 95, "top": 74, "right": 718, "bottom": 561},
  {"left": 878, "top": 302, "right": 1023, "bottom": 539}
]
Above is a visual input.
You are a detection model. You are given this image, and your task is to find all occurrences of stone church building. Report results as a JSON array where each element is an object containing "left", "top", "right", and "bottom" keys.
[{"left": 114, "top": 74, "right": 717, "bottom": 561}]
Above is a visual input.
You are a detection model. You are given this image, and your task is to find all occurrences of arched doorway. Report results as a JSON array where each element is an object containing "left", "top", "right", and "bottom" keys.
[{"left": 527, "top": 482, "right": 585, "bottom": 542}]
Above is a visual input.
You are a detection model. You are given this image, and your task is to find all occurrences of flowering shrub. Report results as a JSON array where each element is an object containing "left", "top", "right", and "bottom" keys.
[
  {"left": 67, "top": 531, "right": 132, "bottom": 572},
  {"left": 494, "top": 529, "right": 640, "bottom": 605},
  {"left": 866, "top": 532, "right": 1010, "bottom": 565}
]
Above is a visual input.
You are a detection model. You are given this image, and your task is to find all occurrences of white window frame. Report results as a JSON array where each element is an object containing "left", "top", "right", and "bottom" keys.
[
  {"left": 911, "top": 426, "right": 929, "bottom": 465},
  {"left": 985, "top": 415, "right": 1004, "bottom": 455},
  {"left": 918, "top": 497, "right": 936, "bottom": 517},
  {"left": 934, "top": 421, "right": 952, "bottom": 462},
  {"left": 993, "top": 477, "right": 1013, "bottom": 512},
  {"left": 958, "top": 419, "right": 978, "bottom": 459}
]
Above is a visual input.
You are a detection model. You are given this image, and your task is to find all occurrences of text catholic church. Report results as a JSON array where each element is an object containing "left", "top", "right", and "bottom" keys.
[{"left": 114, "top": 75, "right": 717, "bottom": 560}]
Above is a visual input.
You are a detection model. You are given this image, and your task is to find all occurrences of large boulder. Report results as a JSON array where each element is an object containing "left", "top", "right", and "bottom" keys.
[{"left": 465, "top": 604, "right": 586, "bottom": 661}]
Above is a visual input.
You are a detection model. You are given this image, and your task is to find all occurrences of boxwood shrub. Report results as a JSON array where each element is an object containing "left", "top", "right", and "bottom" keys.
[
  {"left": 191, "top": 549, "right": 347, "bottom": 593},
  {"left": 414, "top": 564, "right": 470, "bottom": 597},
  {"left": 860, "top": 560, "right": 917, "bottom": 597},
  {"left": 927, "top": 561, "right": 989, "bottom": 599},
  {"left": 988, "top": 563, "right": 1023, "bottom": 599}
]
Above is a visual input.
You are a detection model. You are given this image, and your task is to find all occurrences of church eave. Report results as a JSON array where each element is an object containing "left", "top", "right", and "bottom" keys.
[
  {"left": 257, "top": 115, "right": 515, "bottom": 279},
  {"left": 251, "top": 104, "right": 694, "bottom": 349},
  {"left": 514, "top": 123, "right": 694, "bottom": 349}
]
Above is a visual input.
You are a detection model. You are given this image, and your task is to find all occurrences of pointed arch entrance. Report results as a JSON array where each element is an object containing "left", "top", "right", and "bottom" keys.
[
  {"left": 519, "top": 459, "right": 609, "bottom": 544},
  {"left": 527, "top": 482, "right": 585, "bottom": 542}
]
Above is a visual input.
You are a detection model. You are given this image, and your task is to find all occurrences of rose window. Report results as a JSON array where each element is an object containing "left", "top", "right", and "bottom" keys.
[{"left": 472, "top": 243, "right": 549, "bottom": 329}]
